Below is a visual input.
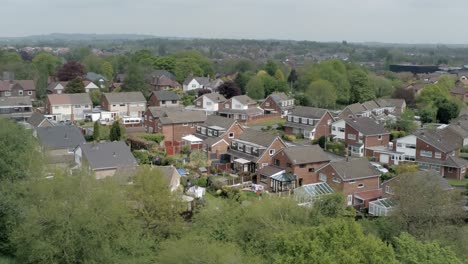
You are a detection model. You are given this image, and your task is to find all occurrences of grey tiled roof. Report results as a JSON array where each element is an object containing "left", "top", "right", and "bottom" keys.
[
  {"left": 236, "top": 129, "right": 279, "bottom": 147},
  {"left": 37, "top": 126, "right": 85, "bottom": 150},
  {"left": 203, "top": 115, "right": 236, "bottom": 129},
  {"left": 281, "top": 145, "right": 330, "bottom": 165},
  {"left": 257, "top": 165, "right": 284, "bottom": 176},
  {"left": 290, "top": 106, "right": 328, "bottom": 119},
  {"left": 345, "top": 117, "right": 389, "bottom": 135},
  {"left": 79, "top": 141, "right": 138, "bottom": 170},
  {"left": 152, "top": 90, "right": 180, "bottom": 101},
  {"left": 329, "top": 158, "right": 381, "bottom": 180},
  {"left": 147, "top": 106, "right": 184, "bottom": 118},
  {"left": 159, "top": 110, "right": 207, "bottom": 125},
  {"left": 231, "top": 95, "right": 257, "bottom": 105},
  {"left": 218, "top": 107, "right": 264, "bottom": 115},
  {"left": 203, "top": 92, "right": 226, "bottom": 103},
  {"left": 27, "top": 112, "right": 53, "bottom": 127},
  {"left": 0, "top": 96, "right": 32, "bottom": 107},
  {"left": 103, "top": 92, "right": 146, "bottom": 103},
  {"left": 413, "top": 128, "right": 463, "bottom": 153}
]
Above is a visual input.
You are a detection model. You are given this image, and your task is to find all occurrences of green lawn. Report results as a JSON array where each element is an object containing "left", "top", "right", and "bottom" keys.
[
  {"left": 446, "top": 178, "right": 468, "bottom": 187},
  {"left": 248, "top": 118, "right": 285, "bottom": 127}
]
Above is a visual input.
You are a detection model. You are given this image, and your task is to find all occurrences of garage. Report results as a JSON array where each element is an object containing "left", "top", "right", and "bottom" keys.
[{"left": 380, "top": 154, "right": 390, "bottom": 164}]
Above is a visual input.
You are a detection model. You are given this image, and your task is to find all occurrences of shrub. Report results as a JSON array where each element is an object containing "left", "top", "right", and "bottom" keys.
[
  {"left": 194, "top": 177, "right": 208, "bottom": 187},
  {"left": 138, "top": 133, "right": 165, "bottom": 144},
  {"left": 282, "top": 134, "right": 297, "bottom": 142}
]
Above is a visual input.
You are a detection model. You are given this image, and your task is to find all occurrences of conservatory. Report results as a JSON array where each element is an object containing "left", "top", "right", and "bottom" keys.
[
  {"left": 368, "top": 198, "right": 395, "bottom": 216},
  {"left": 294, "top": 182, "right": 334, "bottom": 206}
]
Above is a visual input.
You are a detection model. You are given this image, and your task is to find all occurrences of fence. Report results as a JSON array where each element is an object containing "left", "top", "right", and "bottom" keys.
[{"left": 244, "top": 113, "right": 282, "bottom": 125}]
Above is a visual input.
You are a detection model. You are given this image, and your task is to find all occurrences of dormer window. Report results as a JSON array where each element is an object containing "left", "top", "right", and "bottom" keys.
[{"left": 269, "top": 149, "right": 275, "bottom": 156}]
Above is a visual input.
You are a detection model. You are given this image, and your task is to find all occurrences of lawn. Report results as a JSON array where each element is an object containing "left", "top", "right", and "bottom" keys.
[
  {"left": 446, "top": 178, "right": 468, "bottom": 187},
  {"left": 248, "top": 118, "right": 285, "bottom": 127}
]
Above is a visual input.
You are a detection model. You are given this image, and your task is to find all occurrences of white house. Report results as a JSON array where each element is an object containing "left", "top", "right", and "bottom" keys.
[
  {"left": 46, "top": 93, "right": 92, "bottom": 121},
  {"left": 394, "top": 135, "right": 417, "bottom": 161},
  {"left": 331, "top": 119, "right": 346, "bottom": 141},
  {"left": 194, "top": 92, "right": 226, "bottom": 113},
  {"left": 84, "top": 81, "right": 99, "bottom": 93},
  {"left": 183, "top": 77, "right": 210, "bottom": 92}
]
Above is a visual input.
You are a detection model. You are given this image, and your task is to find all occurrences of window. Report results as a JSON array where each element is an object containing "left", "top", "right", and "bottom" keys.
[
  {"left": 286, "top": 163, "right": 292, "bottom": 168},
  {"left": 385, "top": 185, "right": 394, "bottom": 194},
  {"left": 28, "top": 91, "right": 33, "bottom": 95},
  {"left": 241, "top": 115, "right": 247, "bottom": 120},
  {"left": 319, "top": 173, "right": 327, "bottom": 182},
  {"left": 327, "top": 119, "right": 332, "bottom": 125},
  {"left": 378, "top": 135, "right": 382, "bottom": 140},
  {"left": 260, "top": 174, "right": 268, "bottom": 184},
  {"left": 237, "top": 143, "right": 243, "bottom": 151},
  {"left": 419, "top": 162, "right": 429, "bottom": 170},
  {"left": 224, "top": 104, "right": 229, "bottom": 108},
  {"left": 435, "top": 152, "right": 442, "bottom": 159},
  {"left": 269, "top": 149, "right": 275, "bottom": 156},
  {"left": 191, "top": 123, "right": 195, "bottom": 128},
  {"left": 448, "top": 167, "right": 454, "bottom": 173},
  {"left": 287, "top": 116, "right": 292, "bottom": 122},
  {"left": 420, "top": 150, "right": 432, "bottom": 157},
  {"left": 119, "top": 103, "right": 126, "bottom": 106},
  {"left": 293, "top": 116, "right": 299, "bottom": 123},
  {"left": 431, "top": 165, "right": 441, "bottom": 172},
  {"left": 196, "top": 101, "right": 201, "bottom": 106},
  {"left": 4, "top": 91, "right": 11, "bottom": 96},
  {"left": 299, "top": 164, "right": 306, "bottom": 168},
  {"left": 357, "top": 184, "right": 364, "bottom": 188},
  {"left": 206, "top": 101, "right": 212, "bottom": 106},
  {"left": 207, "top": 129, "right": 213, "bottom": 136},
  {"left": 171, "top": 100, "right": 177, "bottom": 104},
  {"left": 301, "top": 118, "right": 307, "bottom": 124},
  {"left": 333, "top": 177, "right": 341, "bottom": 183},
  {"left": 332, "top": 126, "right": 336, "bottom": 131},
  {"left": 54, "top": 106, "right": 59, "bottom": 110},
  {"left": 161, "top": 100, "right": 166, "bottom": 104},
  {"left": 461, "top": 167, "right": 466, "bottom": 174},
  {"left": 349, "top": 180, "right": 356, "bottom": 184},
  {"left": 228, "top": 132, "right": 234, "bottom": 138},
  {"left": 74, "top": 105, "right": 81, "bottom": 108},
  {"left": 265, "top": 102, "right": 270, "bottom": 107},
  {"left": 274, "top": 159, "right": 280, "bottom": 166},
  {"left": 347, "top": 133, "right": 356, "bottom": 140},
  {"left": 339, "top": 127, "right": 345, "bottom": 132},
  {"left": 183, "top": 123, "right": 188, "bottom": 126},
  {"left": 406, "top": 144, "right": 416, "bottom": 149},
  {"left": 308, "top": 168, "right": 315, "bottom": 173},
  {"left": 397, "top": 143, "right": 403, "bottom": 147},
  {"left": 18, "top": 90, "right": 23, "bottom": 96},
  {"left": 262, "top": 163, "right": 268, "bottom": 168},
  {"left": 245, "top": 145, "right": 252, "bottom": 154}
]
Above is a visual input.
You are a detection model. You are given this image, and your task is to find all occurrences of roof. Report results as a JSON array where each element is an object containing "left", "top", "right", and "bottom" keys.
[
  {"left": 328, "top": 158, "right": 381, "bottom": 180},
  {"left": 0, "top": 96, "right": 32, "bottom": 107},
  {"left": 154, "top": 166, "right": 181, "bottom": 192},
  {"left": 451, "top": 87, "right": 468, "bottom": 95},
  {"left": 47, "top": 81, "right": 68, "bottom": 92},
  {"left": 79, "top": 141, "right": 137, "bottom": 170},
  {"left": 257, "top": 165, "right": 284, "bottom": 176},
  {"left": 47, "top": 93, "right": 91, "bottom": 105},
  {"left": 362, "top": 100, "right": 380, "bottom": 110},
  {"left": 0, "top": 80, "right": 35, "bottom": 91},
  {"left": 369, "top": 198, "right": 395, "bottom": 209},
  {"left": 218, "top": 107, "right": 264, "bottom": 116},
  {"left": 236, "top": 128, "right": 279, "bottom": 147},
  {"left": 159, "top": 110, "right": 207, "bottom": 125},
  {"left": 147, "top": 106, "right": 184, "bottom": 118},
  {"left": 146, "top": 70, "right": 176, "bottom": 81},
  {"left": 203, "top": 92, "right": 226, "bottom": 103},
  {"left": 103, "top": 92, "right": 146, "bottom": 104},
  {"left": 345, "top": 117, "right": 389, "bottom": 135},
  {"left": 354, "top": 189, "right": 383, "bottom": 201},
  {"left": 281, "top": 145, "right": 330, "bottom": 165},
  {"left": 36, "top": 126, "right": 85, "bottom": 150},
  {"left": 231, "top": 95, "right": 257, "bottom": 105},
  {"left": 202, "top": 136, "right": 227, "bottom": 147},
  {"left": 271, "top": 172, "right": 296, "bottom": 182},
  {"left": 413, "top": 128, "right": 462, "bottom": 153},
  {"left": 375, "top": 98, "right": 406, "bottom": 109},
  {"left": 27, "top": 112, "right": 53, "bottom": 127},
  {"left": 345, "top": 103, "right": 366, "bottom": 114},
  {"left": 151, "top": 90, "right": 180, "bottom": 101},
  {"left": 85, "top": 72, "right": 107, "bottom": 82},
  {"left": 202, "top": 115, "right": 236, "bottom": 129},
  {"left": 290, "top": 106, "right": 328, "bottom": 119},
  {"left": 184, "top": 76, "right": 211, "bottom": 86},
  {"left": 269, "top": 92, "right": 290, "bottom": 102},
  {"left": 295, "top": 182, "right": 334, "bottom": 203}
]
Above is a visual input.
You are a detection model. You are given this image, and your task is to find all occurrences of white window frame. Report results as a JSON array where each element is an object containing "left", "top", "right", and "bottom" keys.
[
  {"left": 228, "top": 132, "right": 234, "bottom": 139},
  {"left": 319, "top": 173, "right": 327, "bottom": 182},
  {"left": 269, "top": 149, "right": 275, "bottom": 156},
  {"left": 347, "top": 133, "right": 356, "bottom": 140},
  {"left": 385, "top": 185, "right": 393, "bottom": 194},
  {"left": 28, "top": 91, "right": 33, "bottom": 95},
  {"left": 434, "top": 152, "right": 442, "bottom": 159},
  {"left": 420, "top": 150, "right": 432, "bottom": 158},
  {"left": 357, "top": 183, "right": 364, "bottom": 188}
]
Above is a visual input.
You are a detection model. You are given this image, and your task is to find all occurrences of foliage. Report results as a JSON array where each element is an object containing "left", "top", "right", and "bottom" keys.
[
  {"left": 435, "top": 97, "right": 461, "bottom": 124},
  {"left": 181, "top": 94, "right": 196, "bottom": 106},
  {"left": 369, "top": 74, "right": 395, "bottom": 98},
  {"left": 325, "top": 141, "right": 346, "bottom": 155},
  {"left": 287, "top": 68, "right": 298, "bottom": 87},
  {"left": 282, "top": 134, "right": 297, "bottom": 142},
  {"left": 394, "top": 233, "right": 462, "bottom": 264},
  {"left": 390, "top": 164, "right": 418, "bottom": 175},
  {"left": 197, "top": 88, "right": 211, "bottom": 97},
  {"left": 396, "top": 109, "right": 417, "bottom": 133},
  {"left": 110, "top": 121, "right": 122, "bottom": 141},
  {"left": 306, "top": 79, "right": 337, "bottom": 108},
  {"left": 89, "top": 89, "right": 101, "bottom": 106},
  {"left": 234, "top": 71, "right": 254, "bottom": 94},
  {"left": 121, "top": 64, "right": 149, "bottom": 96},
  {"left": 64, "top": 77, "right": 85, "bottom": 93},
  {"left": 189, "top": 150, "right": 208, "bottom": 168},
  {"left": 349, "top": 68, "right": 374, "bottom": 103},
  {"left": 264, "top": 59, "right": 279, "bottom": 76},
  {"left": 137, "top": 133, "right": 165, "bottom": 144},
  {"left": 11, "top": 174, "right": 154, "bottom": 264},
  {"left": 274, "top": 69, "right": 285, "bottom": 81},
  {"left": 56, "top": 61, "right": 86, "bottom": 81},
  {"left": 218, "top": 80, "right": 241, "bottom": 99},
  {"left": 100, "top": 61, "right": 114, "bottom": 81},
  {"left": 246, "top": 76, "right": 265, "bottom": 100},
  {"left": 93, "top": 121, "right": 100, "bottom": 141}
]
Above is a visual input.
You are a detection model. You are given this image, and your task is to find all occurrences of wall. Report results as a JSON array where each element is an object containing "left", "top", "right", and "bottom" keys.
[
  {"left": 256, "top": 138, "right": 286, "bottom": 169},
  {"left": 395, "top": 135, "right": 417, "bottom": 158},
  {"left": 94, "top": 168, "right": 117, "bottom": 179},
  {"left": 365, "top": 134, "right": 390, "bottom": 148},
  {"left": 315, "top": 112, "right": 334, "bottom": 139},
  {"left": 272, "top": 150, "right": 328, "bottom": 185},
  {"left": 331, "top": 119, "right": 346, "bottom": 140},
  {"left": 415, "top": 138, "right": 447, "bottom": 160},
  {"left": 162, "top": 122, "right": 201, "bottom": 142}
]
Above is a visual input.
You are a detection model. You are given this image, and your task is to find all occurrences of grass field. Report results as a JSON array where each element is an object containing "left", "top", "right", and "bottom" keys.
[
  {"left": 247, "top": 118, "right": 285, "bottom": 127},
  {"left": 446, "top": 178, "right": 468, "bottom": 187}
]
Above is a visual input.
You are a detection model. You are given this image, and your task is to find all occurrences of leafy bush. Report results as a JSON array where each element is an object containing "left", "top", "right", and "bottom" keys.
[
  {"left": 282, "top": 134, "right": 297, "bottom": 142},
  {"left": 133, "top": 150, "right": 151, "bottom": 165},
  {"left": 194, "top": 177, "right": 208, "bottom": 187},
  {"left": 138, "top": 133, "right": 165, "bottom": 144},
  {"left": 325, "top": 141, "right": 346, "bottom": 155}
]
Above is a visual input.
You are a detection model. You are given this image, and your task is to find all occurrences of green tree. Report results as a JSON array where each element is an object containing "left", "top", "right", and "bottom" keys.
[
  {"left": 264, "top": 59, "right": 278, "bottom": 76},
  {"left": 89, "top": 89, "right": 102, "bottom": 106},
  {"left": 189, "top": 150, "right": 208, "bottom": 168},
  {"left": 274, "top": 69, "right": 285, "bottom": 81},
  {"left": 109, "top": 121, "right": 122, "bottom": 141},
  {"left": 246, "top": 76, "right": 265, "bottom": 100},
  {"left": 128, "top": 167, "right": 185, "bottom": 243},
  {"left": 397, "top": 109, "right": 417, "bottom": 133},
  {"left": 394, "top": 233, "right": 462, "bottom": 264},
  {"left": 32, "top": 52, "right": 61, "bottom": 75},
  {"left": 82, "top": 54, "right": 104, "bottom": 73},
  {"left": 12, "top": 174, "right": 153, "bottom": 264},
  {"left": 121, "top": 64, "right": 149, "bottom": 95},
  {"left": 93, "top": 121, "right": 101, "bottom": 141},
  {"left": 64, "top": 77, "right": 85, "bottom": 93},
  {"left": 153, "top": 56, "right": 176, "bottom": 72},
  {"left": 369, "top": 75, "right": 394, "bottom": 98},
  {"left": 100, "top": 61, "right": 114, "bottom": 81},
  {"left": 287, "top": 68, "right": 298, "bottom": 89},
  {"left": 349, "top": 69, "right": 374, "bottom": 103},
  {"left": 306, "top": 79, "right": 337, "bottom": 108},
  {"left": 234, "top": 71, "right": 254, "bottom": 94},
  {"left": 435, "top": 97, "right": 460, "bottom": 124},
  {"left": 419, "top": 106, "right": 437, "bottom": 124}
]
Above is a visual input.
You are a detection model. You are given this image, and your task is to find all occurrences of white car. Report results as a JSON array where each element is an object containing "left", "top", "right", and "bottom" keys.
[{"left": 370, "top": 162, "right": 389, "bottom": 174}]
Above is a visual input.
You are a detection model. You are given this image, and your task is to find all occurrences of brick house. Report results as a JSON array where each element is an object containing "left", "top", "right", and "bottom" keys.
[
  {"left": 451, "top": 87, "right": 468, "bottom": 102},
  {"left": 147, "top": 90, "right": 180, "bottom": 107},
  {"left": 284, "top": 106, "right": 334, "bottom": 140},
  {"left": 344, "top": 117, "right": 390, "bottom": 157},
  {"left": 36, "top": 126, "right": 85, "bottom": 165},
  {"left": 218, "top": 95, "right": 264, "bottom": 122},
  {"left": 192, "top": 116, "right": 244, "bottom": 165},
  {"left": 271, "top": 145, "right": 331, "bottom": 187},
  {"left": 0, "top": 96, "right": 33, "bottom": 120},
  {"left": 193, "top": 92, "right": 226, "bottom": 113},
  {"left": 144, "top": 106, "right": 184, "bottom": 133},
  {"left": 317, "top": 158, "right": 382, "bottom": 207},
  {"left": 0, "top": 77, "right": 36, "bottom": 98},
  {"left": 260, "top": 92, "right": 294, "bottom": 117},
  {"left": 101, "top": 92, "right": 146, "bottom": 118},
  {"left": 228, "top": 129, "right": 287, "bottom": 173},
  {"left": 339, "top": 99, "right": 406, "bottom": 124}
]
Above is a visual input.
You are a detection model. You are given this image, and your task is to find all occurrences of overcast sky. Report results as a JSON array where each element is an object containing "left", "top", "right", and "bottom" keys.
[{"left": 0, "top": 0, "right": 465, "bottom": 43}]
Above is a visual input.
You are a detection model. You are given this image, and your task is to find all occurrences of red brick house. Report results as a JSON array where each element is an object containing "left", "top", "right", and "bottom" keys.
[
  {"left": 344, "top": 117, "right": 390, "bottom": 157},
  {"left": 260, "top": 92, "right": 294, "bottom": 117},
  {"left": 144, "top": 106, "right": 184, "bottom": 133},
  {"left": 147, "top": 90, "right": 180, "bottom": 107},
  {"left": 228, "top": 129, "right": 286, "bottom": 173},
  {"left": 317, "top": 158, "right": 382, "bottom": 208},
  {"left": 0, "top": 79, "right": 36, "bottom": 98},
  {"left": 271, "top": 145, "right": 331, "bottom": 186},
  {"left": 284, "top": 106, "right": 334, "bottom": 140}
]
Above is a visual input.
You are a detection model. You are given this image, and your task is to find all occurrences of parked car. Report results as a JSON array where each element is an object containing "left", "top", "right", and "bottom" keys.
[{"left": 370, "top": 162, "right": 389, "bottom": 173}]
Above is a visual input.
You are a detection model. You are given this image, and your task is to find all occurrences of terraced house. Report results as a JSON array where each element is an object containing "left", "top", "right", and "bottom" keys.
[
  {"left": 101, "top": 92, "right": 146, "bottom": 118},
  {"left": 45, "top": 93, "right": 92, "bottom": 121},
  {"left": 218, "top": 95, "right": 264, "bottom": 122},
  {"left": 283, "top": 106, "right": 334, "bottom": 140},
  {"left": 0, "top": 72, "right": 36, "bottom": 98},
  {"left": 260, "top": 92, "right": 294, "bottom": 117}
]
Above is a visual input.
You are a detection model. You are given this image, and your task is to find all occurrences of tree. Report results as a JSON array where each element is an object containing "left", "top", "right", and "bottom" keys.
[
  {"left": 419, "top": 106, "right": 437, "bottom": 124},
  {"left": 369, "top": 75, "right": 394, "bottom": 98},
  {"left": 56, "top": 61, "right": 86, "bottom": 81},
  {"left": 397, "top": 109, "right": 417, "bottom": 133},
  {"left": 218, "top": 81, "right": 241, "bottom": 99},
  {"left": 189, "top": 150, "right": 208, "bottom": 168},
  {"left": 306, "top": 79, "right": 337, "bottom": 108},
  {"left": 12, "top": 174, "right": 153, "bottom": 264},
  {"left": 349, "top": 69, "right": 374, "bottom": 103},
  {"left": 393, "top": 87, "right": 416, "bottom": 108},
  {"left": 197, "top": 88, "right": 211, "bottom": 97},
  {"left": 89, "top": 89, "right": 102, "bottom": 107},
  {"left": 33, "top": 52, "right": 62, "bottom": 98},
  {"left": 121, "top": 64, "right": 149, "bottom": 96},
  {"left": 246, "top": 76, "right": 265, "bottom": 100},
  {"left": 264, "top": 59, "right": 278, "bottom": 76},
  {"left": 287, "top": 68, "right": 298, "bottom": 88},
  {"left": 392, "top": 172, "right": 465, "bottom": 236},
  {"left": 109, "top": 121, "right": 122, "bottom": 141},
  {"left": 93, "top": 121, "right": 101, "bottom": 141},
  {"left": 64, "top": 77, "right": 85, "bottom": 93},
  {"left": 274, "top": 69, "right": 285, "bottom": 81},
  {"left": 394, "top": 233, "right": 462, "bottom": 264},
  {"left": 435, "top": 97, "right": 460, "bottom": 124},
  {"left": 100, "top": 61, "right": 114, "bottom": 81},
  {"left": 127, "top": 167, "right": 185, "bottom": 243}
]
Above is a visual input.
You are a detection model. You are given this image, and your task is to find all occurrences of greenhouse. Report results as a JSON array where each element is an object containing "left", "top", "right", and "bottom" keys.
[
  {"left": 294, "top": 182, "right": 334, "bottom": 206},
  {"left": 368, "top": 198, "right": 395, "bottom": 216}
]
